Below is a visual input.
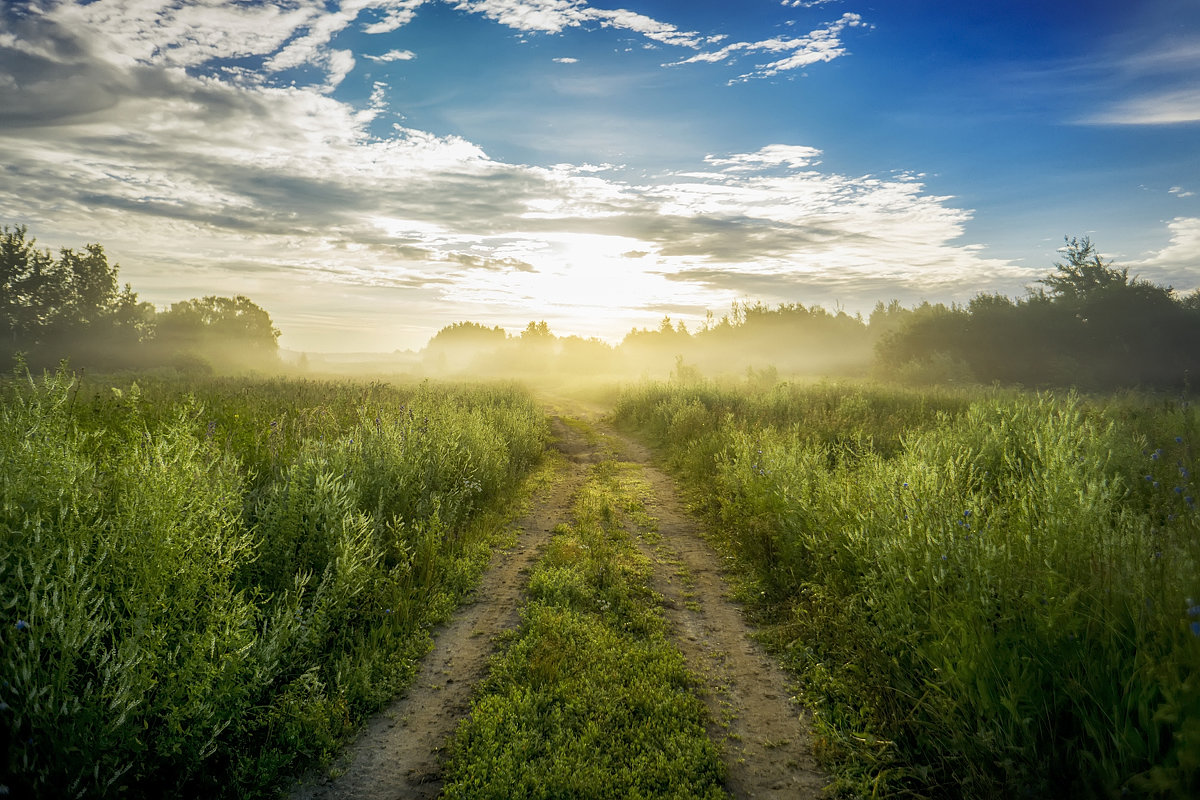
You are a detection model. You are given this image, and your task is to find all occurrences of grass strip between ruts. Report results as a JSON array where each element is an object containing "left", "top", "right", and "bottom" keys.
[{"left": 440, "top": 426, "right": 727, "bottom": 799}]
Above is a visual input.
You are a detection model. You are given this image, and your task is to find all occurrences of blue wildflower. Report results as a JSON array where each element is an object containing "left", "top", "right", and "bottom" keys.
[
  {"left": 902, "top": 482, "right": 909, "bottom": 488},
  {"left": 964, "top": 509, "right": 972, "bottom": 517},
  {"left": 1176, "top": 437, "right": 1184, "bottom": 444},
  {"left": 1188, "top": 605, "right": 1200, "bottom": 617},
  {"left": 1145, "top": 475, "right": 1153, "bottom": 481},
  {"left": 1151, "top": 451, "right": 1161, "bottom": 460},
  {"left": 14, "top": 620, "right": 28, "bottom": 631},
  {"left": 1186, "top": 497, "right": 1195, "bottom": 506},
  {"left": 1192, "top": 622, "right": 1200, "bottom": 637},
  {"left": 1175, "top": 486, "right": 1184, "bottom": 494}
]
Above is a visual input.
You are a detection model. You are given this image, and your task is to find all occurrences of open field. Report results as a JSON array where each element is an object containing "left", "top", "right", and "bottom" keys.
[
  {"left": 614, "top": 380, "right": 1200, "bottom": 798},
  {"left": 3, "top": 371, "right": 1199, "bottom": 798},
  {"left": 0, "top": 370, "right": 545, "bottom": 798}
]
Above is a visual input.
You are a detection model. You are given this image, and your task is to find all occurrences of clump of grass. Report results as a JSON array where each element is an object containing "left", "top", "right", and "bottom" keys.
[
  {"left": 615, "top": 379, "right": 1200, "bottom": 798},
  {"left": 0, "top": 367, "right": 547, "bottom": 798},
  {"left": 441, "top": 442, "right": 726, "bottom": 799}
]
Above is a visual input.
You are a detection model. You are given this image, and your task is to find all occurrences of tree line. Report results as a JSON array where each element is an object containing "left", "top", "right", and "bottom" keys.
[
  {"left": 1, "top": 225, "right": 280, "bottom": 373},
  {"left": 6, "top": 223, "right": 1196, "bottom": 390},
  {"left": 425, "top": 237, "right": 1200, "bottom": 391},
  {"left": 875, "top": 237, "right": 1200, "bottom": 389}
]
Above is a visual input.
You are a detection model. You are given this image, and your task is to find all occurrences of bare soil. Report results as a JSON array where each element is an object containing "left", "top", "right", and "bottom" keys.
[{"left": 290, "top": 410, "right": 825, "bottom": 799}]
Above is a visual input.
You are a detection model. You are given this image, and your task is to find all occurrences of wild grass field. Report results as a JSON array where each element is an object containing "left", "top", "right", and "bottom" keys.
[
  {"left": 0, "top": 368, "right": 546, "bottom": 798},
  {"left": 4, "top": 366, "right": 1199, "bottom": 799},
  {"left": 614, "top": 380, "right": 1200, "bottom": 798}
]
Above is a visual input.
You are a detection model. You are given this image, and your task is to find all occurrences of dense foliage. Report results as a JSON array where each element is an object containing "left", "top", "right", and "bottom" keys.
[
  {"left": 878, "top": 238, "right": 1200, "bottom": 389},
  {"left": 0, "top": 370, "right": 545, "bottom": 798},
  {"left": 1, "top": 226, "right": 279, "bottom": 372},
  {"left": 615, "top": 380, "right": 1200, "bottom": 798}
]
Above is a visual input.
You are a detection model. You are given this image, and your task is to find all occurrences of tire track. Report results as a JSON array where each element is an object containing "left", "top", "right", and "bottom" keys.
[{"left": 599, "top": 421, "right": 827, "bottom": 800}]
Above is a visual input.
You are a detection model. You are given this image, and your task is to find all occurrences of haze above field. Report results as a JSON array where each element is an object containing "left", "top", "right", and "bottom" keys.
[{"left": 2, "top": 0, "right": 1198, "bottom": 352}]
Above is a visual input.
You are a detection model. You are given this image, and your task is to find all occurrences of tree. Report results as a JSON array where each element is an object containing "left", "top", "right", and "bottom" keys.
[
  {"left": 156, "top": 295, "right": 280, "bottom": 370},
  {"left": 1038, "top": 236, "right": 1130, "bottom": 302}
]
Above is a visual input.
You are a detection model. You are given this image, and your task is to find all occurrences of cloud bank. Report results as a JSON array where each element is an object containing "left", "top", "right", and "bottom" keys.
[{"left": 1, "top": 0, "right": 1036, "bottom": 350}]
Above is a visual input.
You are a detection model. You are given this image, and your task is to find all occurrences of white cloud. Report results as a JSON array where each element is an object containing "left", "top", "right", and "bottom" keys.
[
  {"left": 1082, "top": 87, "right": 1200, "bottom": 125},
  {"left": 1132, "top": 218, "right": 1200, "bottom": 291},
  {"left": 362, "top": 0, "right": 431, "bottom": 34},
  {"left": 553, "top": 57, "right": 579, "bottom": 63},
  {"left": 706, "top": 145, "right": 822, "bottom": 171},
  {"left": 451, "top": 0, "right": 590, "bottom": 34},
  {"left": 365, "top": 49, "right": 418, "bottom": 62},
  {"left": 1170, "top": 186, "right": 1196, "bottom": 198},
  {"left": 668, "top": 13, "right": 868, "bottom": 80}
]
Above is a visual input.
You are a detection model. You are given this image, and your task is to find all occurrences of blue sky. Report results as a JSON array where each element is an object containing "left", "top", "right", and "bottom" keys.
[{"left": 1, "top": 0, "right": 1197, "bottom": 351}]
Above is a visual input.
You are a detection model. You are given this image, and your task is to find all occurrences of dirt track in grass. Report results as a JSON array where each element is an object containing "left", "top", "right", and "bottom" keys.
[{"left": 290, "top": 408, "right": 824, "bottom": 800}]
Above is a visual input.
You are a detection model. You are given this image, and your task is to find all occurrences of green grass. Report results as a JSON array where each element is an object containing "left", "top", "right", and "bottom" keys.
[
  {"left": 441, "top": 428, "right": 727, "bottom": 799},
  {"left": 0, "top": 367, "right": 547, "bottom": 799},
  {"left": 614, "top": 380, "right": 1200, "bottom": 799}
]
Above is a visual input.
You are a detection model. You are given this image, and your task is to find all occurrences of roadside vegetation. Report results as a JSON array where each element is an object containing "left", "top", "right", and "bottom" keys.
[
  {"left": 0, "top": 368, "right": 546, "bottom": 798},
  {"left": 614, "top": 380, "right": 1200, "bottom": 798},
  {"left": 441, "top": 422, "right": 727, "bottom": 799}
]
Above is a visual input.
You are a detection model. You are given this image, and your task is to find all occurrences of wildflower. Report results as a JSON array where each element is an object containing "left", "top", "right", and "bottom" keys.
[
  {"left": 1188, "top": 605, "right": 1200, "bottom": 617},
  {"left": 1176, "top": 437, "right": 1184, "bottom": 444},
  {"left": 963, "top": 509, "right": 972, "bottom": 517},
  {"left": 0, "top": 702, "right": 8, "bottom": 712},
  {"left": 1186, "top": 497, "right": 1195, "bottom": 506},
  {"left": 1175, "top": 486, "right": 1184, "bottom": 494},
  {"left": 1145, "top": 475, "right": 1154, "bottom": 482},
  {"left": 1193, "top": 622, "right": 1200, "bottom": 637},
  {"left": 902, "top": 482, "right": 909, "bottom": 488},
  {"left": 1151, "top": 451, "right": 1161, "bottom": 461},
  {"left": 14, "top": 620, "right": 28, "bottom": 631}
]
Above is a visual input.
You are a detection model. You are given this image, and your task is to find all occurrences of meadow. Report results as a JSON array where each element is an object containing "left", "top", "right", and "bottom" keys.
[
  {"left": 5, "top": 364, "right": 1200, "bottom": 799},
  {"left": 0, "top": 368, "right": 546, "bottom": 798},
  {"left": 614, "top": 380, "right": 1200, "bottom": 798}
]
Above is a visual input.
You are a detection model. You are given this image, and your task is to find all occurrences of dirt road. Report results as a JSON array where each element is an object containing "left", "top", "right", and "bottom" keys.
[{"left": 290, "top": 410, "right": 824, "bottom": 799}]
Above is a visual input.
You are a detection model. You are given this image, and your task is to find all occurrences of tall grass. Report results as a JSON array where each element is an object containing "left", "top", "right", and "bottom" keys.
[
  {"left": 0, "top": 368, "right": 546, "bottom": 798},
  {"left": 615, "top": 380, "right": 1200, "bottom": 798}
]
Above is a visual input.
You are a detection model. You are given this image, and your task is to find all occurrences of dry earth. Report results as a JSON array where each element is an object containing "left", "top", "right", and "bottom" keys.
[{"left": 290, "top": 408, "right": 825, "bottom": 799}]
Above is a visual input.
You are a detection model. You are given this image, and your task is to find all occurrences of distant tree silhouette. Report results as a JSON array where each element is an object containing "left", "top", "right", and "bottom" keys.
[
  {"left": 2, "top": 224, "right": 281, "bottom": 372},
  {"left": 878, "top": 236, "right": 1200, "bottom": 389},
  {"left": 1, "top": 225, "right": 156, "bottom": 369}
]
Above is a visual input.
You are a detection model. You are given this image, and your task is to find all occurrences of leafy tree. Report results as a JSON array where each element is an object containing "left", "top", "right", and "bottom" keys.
[
  {"left": 1038, "top": 236, "right": 1130, "bottom": 301},
  {"left": 156, "top": 295, "right": 280, "bottom": 370}
]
